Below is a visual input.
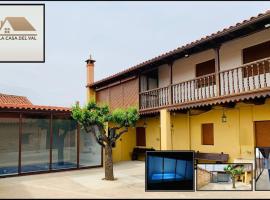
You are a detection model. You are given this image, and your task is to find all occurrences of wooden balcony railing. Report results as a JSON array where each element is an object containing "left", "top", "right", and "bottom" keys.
[{"left": 139, "top": 57, "right": 270, "bottom": 110}]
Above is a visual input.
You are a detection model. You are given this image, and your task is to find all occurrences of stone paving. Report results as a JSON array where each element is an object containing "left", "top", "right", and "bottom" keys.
[
  {"left": 0, "top": 161, "right": 269, "bottom": 199},
  {"left": 199, "top": 182, "right": 252, "bottom": 191},
  {"left": 256, "top": 169, "right": 270, "bottom": 191}
]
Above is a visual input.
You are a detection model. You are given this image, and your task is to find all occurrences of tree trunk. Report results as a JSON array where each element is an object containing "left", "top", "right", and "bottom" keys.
[
  {"left": 232, "top": 177, "right": 236, "bottom": 189},
  {"left": 104, "top": 144, "right": 114, "bottom": 180}
]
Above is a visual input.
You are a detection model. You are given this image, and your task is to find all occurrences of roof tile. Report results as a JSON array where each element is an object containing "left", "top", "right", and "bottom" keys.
[{"left": 0, "top": 93, "right": 32, "bottom": 105}]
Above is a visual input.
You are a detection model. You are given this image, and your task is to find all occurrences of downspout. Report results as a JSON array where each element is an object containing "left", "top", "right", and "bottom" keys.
[
  {"left": 238, "top": 108, "right": 241, "bottom": 158},
  {"left": 188, "top": 110, "right": 191, "bottom": 150}
]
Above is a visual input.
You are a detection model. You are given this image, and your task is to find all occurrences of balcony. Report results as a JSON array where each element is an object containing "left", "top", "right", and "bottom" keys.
[{"left": 139, "top": 57, "right": 270, "bottom": 111}]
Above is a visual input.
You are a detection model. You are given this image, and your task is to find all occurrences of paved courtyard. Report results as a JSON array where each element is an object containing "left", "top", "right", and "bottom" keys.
[
  {"left": 0, "top": 161, "right": 268, "bottom": 199},
  {"left": 199, "top": 182, "right": 252, "bottom": 191},
  {"left": 256, "top": 170, "right": 270, "bottom": 191}
]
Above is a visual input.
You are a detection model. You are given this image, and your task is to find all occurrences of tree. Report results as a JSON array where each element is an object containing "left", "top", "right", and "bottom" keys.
[
  {"left": 224, "top": 164, "right": 244, "bottom": 189},
  {"left": 71, "top": 101, "right": 139, "bottom": 180}
]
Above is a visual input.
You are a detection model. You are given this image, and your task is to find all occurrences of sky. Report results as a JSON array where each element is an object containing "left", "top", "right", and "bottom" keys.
[{"left": 0, "top": 1, "right": 270, "bottom": 107}]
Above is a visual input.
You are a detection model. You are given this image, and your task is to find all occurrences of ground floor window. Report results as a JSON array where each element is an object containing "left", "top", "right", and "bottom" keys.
[
  {"left": 201, "top": 123, "right": 214, "bottom": 145},
  {"left": 0, "top": 112, "right": 102, "bottom": 177},
  {"left": 21, "top": 114, "right": 50, "bottom": 173},
  {"left": 0, "top": 113, "right": 19, "bottom": 175}
]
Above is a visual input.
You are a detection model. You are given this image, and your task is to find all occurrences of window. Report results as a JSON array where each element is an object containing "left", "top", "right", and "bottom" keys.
[
  {"left": 201, "top": 123, "right": 214, "bottom": 145},
  {"left": 196, "top": 59, "right": 216, "bottom": 88},
  {"left": 243, "top": 41, "right": 270, "bottom": 64},
  {"left": 242, "top": 41, "right": 270, "bottom": 78},
  {"left": 196, "top": 59, "right": 215, "bottom": 77}
]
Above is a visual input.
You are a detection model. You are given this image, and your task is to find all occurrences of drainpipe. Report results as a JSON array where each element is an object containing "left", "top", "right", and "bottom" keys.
[{"left": 188, "top": 110, "right": 191, "bottom": 150}]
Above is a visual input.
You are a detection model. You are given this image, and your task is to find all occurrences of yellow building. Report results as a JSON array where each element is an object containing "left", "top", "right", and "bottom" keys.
[{"left": 86, "top": 10, "right": 270, "bottom": 164}]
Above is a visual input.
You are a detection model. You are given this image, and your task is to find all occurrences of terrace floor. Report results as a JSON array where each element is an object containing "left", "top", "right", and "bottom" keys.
[
  {"left": 0, "top": 161, "right": 268, "bottom": 199},
  {"left": 199, "top": 182, "right": 252, "bottom": 191},
  {"left": 256, "top": 169, "right": 270, "bottom": 191}
]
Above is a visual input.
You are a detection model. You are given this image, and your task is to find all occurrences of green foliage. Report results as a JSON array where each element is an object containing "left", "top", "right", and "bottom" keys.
[
  {"left": 224, "top": 164, "right": 244, "bottom": 177},
  {"left": 71, "top": 101, "right": 139, "bottom": 129},
  {"left": 111, "top": 107, "right": 139, "bottom": 127}
]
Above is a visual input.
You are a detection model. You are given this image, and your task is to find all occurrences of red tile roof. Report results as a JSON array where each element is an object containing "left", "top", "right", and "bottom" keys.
[
  {"left": 0, "top": 93, "right": 70, "bottom": 112},
  {"left": 0, "top": 103, "right": 71, "bottom": 112},
  {"left": 0, "top": 93, "right": 32, "bottom": 105},
  {"left": 89, "top": 9, "right": 270, "bottom": 88}
]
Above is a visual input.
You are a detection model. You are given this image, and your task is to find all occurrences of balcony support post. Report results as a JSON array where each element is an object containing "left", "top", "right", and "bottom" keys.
[
  {"left": 214, "top": 46, "right": 221, "bottom": 96},
  {"left": 169, "top": 62, "right": 173, "bottom": 105},
  {"left": 160, "top": 109, "right": 172, "bottom": 150}
]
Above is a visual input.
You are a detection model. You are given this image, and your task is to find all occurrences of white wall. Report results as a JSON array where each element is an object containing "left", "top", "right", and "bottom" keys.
[
  {"left": 220, "top": 28, "right": 270, "bottom": 71},
  {"left": 158, "top": 64, "right": 170, "bottom": 87},
  {"left": 172, "top": 49, "right": 215, "bottom": 84}
]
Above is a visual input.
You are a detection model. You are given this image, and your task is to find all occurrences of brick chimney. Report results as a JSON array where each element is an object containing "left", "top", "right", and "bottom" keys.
[{"left": 85, "top": 54, "right": 96, "bottom": 101}]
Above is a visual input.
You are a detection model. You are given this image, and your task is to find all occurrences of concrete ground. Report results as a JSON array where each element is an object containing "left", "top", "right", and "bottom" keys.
[
  {"left": 199, "top": 182, "right": 252, "bottom": 191},
  {"left": 0, "top": 161, "right": 268, "bottom": 199},
  {"left": 256, "top": 169, "right": 270, "bottom": 191}
]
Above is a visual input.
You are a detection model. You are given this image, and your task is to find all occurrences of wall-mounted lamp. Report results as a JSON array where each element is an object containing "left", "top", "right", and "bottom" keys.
[
  {"left": 143, "top": 120, "right": 147, "bottom": 128},
  {"left": 221, "top": 109, "right": 227, "bottom": 123},
  {"left": 184, "top": 54, "right": 189, "bottom": 58}
]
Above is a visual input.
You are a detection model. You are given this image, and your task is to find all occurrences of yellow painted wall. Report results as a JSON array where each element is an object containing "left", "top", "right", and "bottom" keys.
[
  {"left": 108, "top": 122, "right": 136, "bottom": 163},
  {"left": 137, "top": 117, "right": 161, "bottom": 150},
  {"left": 190, "top": 99, "right": 270, "bottom": 162},
  {"left": 107, "top": 98, "right": 270, "bottom": 163},
  {"left": 171, "top": 113, "right": 190, "bottom": 150},
  {"left": 87, "top": 88, "right": 96, "bottom": 102},
  {"left": 190, "top": 108, "right": 241, "bottom": 162}
]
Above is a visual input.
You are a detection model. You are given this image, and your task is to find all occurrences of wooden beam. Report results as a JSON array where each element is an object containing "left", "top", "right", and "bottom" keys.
[
  {"left": 189, "top": 106, "right": 212, "bottom": 115},
  {"left": 221, "top": 102, "right": 236, "bottom": 108},
  {"left": 243, "top": 97, "right": 266, "bottom": 105},
  {"left": 214, "top": 46, "right": 221, "bottom": 96}
]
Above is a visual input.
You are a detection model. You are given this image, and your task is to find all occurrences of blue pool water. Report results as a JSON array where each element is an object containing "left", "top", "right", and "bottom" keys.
[
  {"left": 151, "top": 173, "right": 184, "bottom": 181},
  {"left": 0, "top": 162, "right": 77, "bottom": 176}
]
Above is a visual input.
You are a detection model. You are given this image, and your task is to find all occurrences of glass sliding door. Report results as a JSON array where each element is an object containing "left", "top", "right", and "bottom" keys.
[
  {"left": 79, "top": 127, "right": 102, "bottom": 167},
  {"left": 21, "top": 114, "right": 50, "bottom": 173},
  {"left": 0, "top": 113, "right": 19, "bottom": 176},
  {"left": 52, "top": 115, "right": 77, "bottom": 170}
]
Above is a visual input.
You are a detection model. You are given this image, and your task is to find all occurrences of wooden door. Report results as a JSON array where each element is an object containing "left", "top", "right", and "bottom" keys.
[
  {"left": 255, "top": 121, "right": 270, "bottom": 147},
  {"left": 136, "top": 127, "right": 146, "bottom": 147}
]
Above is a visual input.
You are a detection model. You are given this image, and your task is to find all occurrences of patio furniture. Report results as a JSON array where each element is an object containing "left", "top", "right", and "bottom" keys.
[
  {"left": 195, "top": 151, "right": 229, "bottom": 164},
  {"left": 131, "top": 147, "right": 155, "bottom": 160}
]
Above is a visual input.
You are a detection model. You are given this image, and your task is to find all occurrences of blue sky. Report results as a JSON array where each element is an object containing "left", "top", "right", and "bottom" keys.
[{"left": 0, "top": 1, "right": 270, "bottom": 107}]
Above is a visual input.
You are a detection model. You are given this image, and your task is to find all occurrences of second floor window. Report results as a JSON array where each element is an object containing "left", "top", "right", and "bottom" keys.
[
  {"left": 196, "top": 59, "right": 216, "bottom": 88},
  {"left": 242, "top": 40, "right": 270, "bottom": 78}
]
